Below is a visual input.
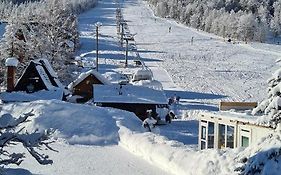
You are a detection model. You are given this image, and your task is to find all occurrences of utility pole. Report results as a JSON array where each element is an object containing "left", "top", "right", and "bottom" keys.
[
  {"left": 116, "top": 8, "right": 122, "bottom": 35},
  {"left": 123, "top": 34, "right": 134, "bottom": 67},
  {"left": 120, "top": 21, "right": 126, "bottom": 47},
  {"left": 125, "top": 39, "right": 128, "bottom": 67},
  {"left": 95, "top": 22, "right": 102, "bottom": 72}
]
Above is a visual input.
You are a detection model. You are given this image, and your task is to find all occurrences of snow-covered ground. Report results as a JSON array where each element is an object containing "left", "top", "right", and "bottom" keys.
[
  {"left": 3, "top": 0, "right": 281, "bottom": 174},
  {"left": 76, "top": 0, "right": 281, "bottom": 118},
  {"left": 1, "top": 100, "right": 172, "bottom": 175},
  {"left": 121, "top": 0, "right": 281, "bottom": 116}
]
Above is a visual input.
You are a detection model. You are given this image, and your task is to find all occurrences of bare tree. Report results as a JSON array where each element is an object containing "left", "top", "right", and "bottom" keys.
[{"left": 0, "top": 110, "right": 56, "bottom": 167}]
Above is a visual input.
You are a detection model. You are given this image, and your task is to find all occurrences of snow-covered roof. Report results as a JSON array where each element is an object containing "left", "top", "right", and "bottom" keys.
[
  {"left": 35, "top": 65, "right": 56, "bottom": 90},
  {"left": 0, "top": 89, "right": 63, "bottom": 103},
  {"left": 93, "top": 84, "right": 168, "bottom": 104},
  {"left": 132, "top": 68, "right": 153, "bottom": 82},
  {"left": 68, "top": 70, "right": 111, "bottom": 91},
  {"left": 5, "top": 57, "right": 19, "bottom": 67},
  {"left": 36, "top": 59, "right": 58, "bottom": 78},
  {"left": 131, "top": 80, "right": 163, "bottom": 90},
  {"left": 200, "top": 111, "right": 267, "bottom": 127},
  {"left": 15, "top": 58, "right": 64, "bottom": 90}
]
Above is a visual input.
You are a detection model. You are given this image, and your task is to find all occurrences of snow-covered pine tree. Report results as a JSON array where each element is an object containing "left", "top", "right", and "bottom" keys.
[
  {"left": 0, "top": 17, "right": 29, "bottom": 86},
  {"left": 237, "top": 13, "right": 257, "bottom": 42},
  {"left": 145, "top": 0, "right": 274, "bottom": 42},
  {"left": 156, "top": 1, "right": 169, "bottom": 18},
  {"left": 270, "top": 0, "right": 281, "bottom": 37},
  {"left": 0, "top": 111, "right": 55, "bottom": 167},
  {"left": 240, "top": 67, "right": 281, "bottom": 173},
  {"left": 0, "top": 0, "right": 96, "bottom": 86},
  {"left": 252, "top": 67, "right": 281, "bottom": 128}
]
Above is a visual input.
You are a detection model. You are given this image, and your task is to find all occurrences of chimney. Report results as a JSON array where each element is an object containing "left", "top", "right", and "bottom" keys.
[{"left": 5, "top": 57, "right": 18, "bottom": 92}]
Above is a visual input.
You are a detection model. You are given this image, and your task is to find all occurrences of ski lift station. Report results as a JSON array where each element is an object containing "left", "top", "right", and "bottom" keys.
[{"left": 198, "top": 102, "right": 273, "bottom": 150}]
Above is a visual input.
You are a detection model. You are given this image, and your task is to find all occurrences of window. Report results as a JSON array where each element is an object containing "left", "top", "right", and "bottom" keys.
[
  {"left": 27, "top": 83, "right": 34, "bottom": 93},
  {"left": 240, "top": 129, "right": 250, "bottom": 147},
  {"left": 201, "top": 126, "right": 206, "bottom": 140},
  {"left": 201, "top": 141, "right": 206, "bottom": 149},
  {"left": 208, "top": 122, "right": 214, "bottom": 148},
  {"left": 218, "top": 124, "right": 226, "bottom": 149},
  {"left": 226, "top": 126, "right": 234, "bottom": 148},
  {"left": 200, "top": 120, "right": 208, "bottom": 150},
  {"left": 241, "top": 136, "right": 249, "bottom": 147}
]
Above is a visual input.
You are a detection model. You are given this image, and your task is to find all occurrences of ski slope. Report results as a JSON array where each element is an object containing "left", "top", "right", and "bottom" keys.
[
  {"left": 76, "top": 0, "right": 281, "bottom": 117},
  {"left": 76, "top": 0, "right": 281, "bottom": 118},
  {"left": 121, "top": 0, "right": 280, "bottom": 104}
]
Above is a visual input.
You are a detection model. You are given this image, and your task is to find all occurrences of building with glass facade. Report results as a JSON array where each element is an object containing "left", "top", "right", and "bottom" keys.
[{"left": 198, "top": 112, "right": 273, "bottom": 150}]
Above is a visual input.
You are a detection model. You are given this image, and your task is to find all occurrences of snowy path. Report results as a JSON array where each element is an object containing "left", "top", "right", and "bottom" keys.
[
  {"left": 46, "top": 1, "right": 171, "bottom": 175},
  {"left": 16, "top": 143, "right": 171, "bottom": 175}
]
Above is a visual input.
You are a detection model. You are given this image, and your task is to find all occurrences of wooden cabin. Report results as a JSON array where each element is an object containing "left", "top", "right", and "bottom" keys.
[
  {"left": 0, "top": 59, "right": 64, "bottom": 103},
  {"left": 198, "top": 112, "right": 273, "bottom": 150},
  {"left": 68, "top": 70, "right": 111, "bottom": 103},
  {"left": 93, "top": 84, "right": 168, "bottom": 121},
  {"left": 14, "top": 59, "right": 63, "bottom": 93}
]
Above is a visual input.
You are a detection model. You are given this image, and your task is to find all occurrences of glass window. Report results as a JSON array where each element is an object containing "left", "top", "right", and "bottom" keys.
[
  {"left": 226, "top": 126, "right": 234, "bottom": 148},
  {"left": 201, "top": 141, "right": 206, "bottom": 150},
  {"left": 201, "top": 126, "right": 206, "bottom": 140},
  {"left": 241, "top": 136, "right": 249, "bottom": 147},
  {"left": 218, "top": 124, "right": 225, "bottom": 149},
  {"left": 208, "top": 122, "right": 214, "bottom": 148}
]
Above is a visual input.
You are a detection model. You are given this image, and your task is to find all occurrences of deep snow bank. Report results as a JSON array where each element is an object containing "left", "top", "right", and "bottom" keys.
[
  {"left": 118, "top": 125, "right": 238, "bottom": 175},
  {"left": 118, "top": 122, "right": 281, "bottom": 175},
  {"left": 2, "top": 100, "right": 281, "bottom": 175},
  {"left": 1, "top": 100, "right": 141, "bottom": 145}
]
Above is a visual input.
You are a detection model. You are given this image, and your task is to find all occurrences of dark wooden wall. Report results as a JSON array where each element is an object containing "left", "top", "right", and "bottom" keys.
[
  {"left": 99, "top": 102, "right": 157, "bottom": 121},
  {"left": 73, "top": 74, "right": 103, "bottom": 102}
]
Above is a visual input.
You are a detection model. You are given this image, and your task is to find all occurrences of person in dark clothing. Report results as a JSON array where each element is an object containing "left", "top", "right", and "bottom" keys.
[
  {"left": 166, "top": 111, "right": 175, "bottom": 123},
  {"left": 165, "top": 113, "right": 171, "bottom": 123}
]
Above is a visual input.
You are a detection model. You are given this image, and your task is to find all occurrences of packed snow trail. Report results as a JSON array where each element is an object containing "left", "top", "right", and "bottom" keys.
[{"left": 17, "top": 144, "right": 171, "bottom": 175}]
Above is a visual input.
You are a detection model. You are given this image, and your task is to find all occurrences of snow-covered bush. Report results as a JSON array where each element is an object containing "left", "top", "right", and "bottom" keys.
[
  {"left": 236, "top": 129, "right": 281, "bottom": 175},
  {"left": 0, "top": 111, "right": 55, "bottom": 167}
]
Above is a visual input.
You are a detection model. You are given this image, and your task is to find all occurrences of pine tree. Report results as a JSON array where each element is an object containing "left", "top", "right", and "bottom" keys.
[
  {"left": 270, "top": 0, "right": 281, "bottom": 37},
  {"left": 252, "top": 68, "right": 281, "bottom": 128},
  {"left": 237, "top": 13, "right": 257, "bottom": 41},
  {"left": 156, "top": 1, "right": 169, "bottom": 17}
]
